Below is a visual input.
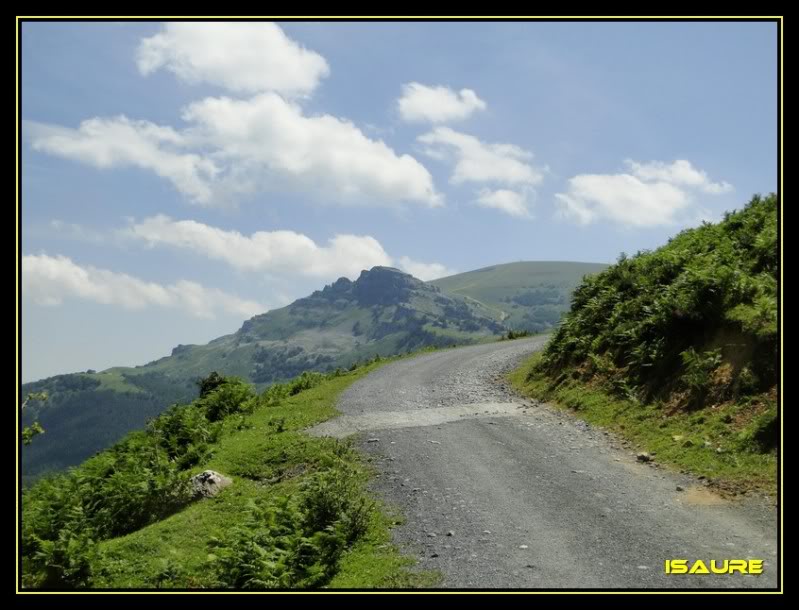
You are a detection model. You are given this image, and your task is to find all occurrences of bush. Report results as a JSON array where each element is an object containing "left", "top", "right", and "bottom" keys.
[
  {"left": 196, "top": 371, "right": 226, "bottom": 398},
  {"left": 680, "top": 347, "right": 723, "bottom": 406},
  {"left": 210, "top": 467, "right": 373, "bottom": 589},
  {"left": 199, "top": 378, "right": 256, "bottom": 422},
  {"left": 22, "top": 492, "right": 96, "bottom": 589},
  {"left": 288, "top": 372, "right": 325, "bottom": 396},
  {"left": 148, "top": 403, "right": 220, "bottom": 468},
  {"left": 22, "top": 368, "right": 355, "bottom": 589},
  {"left": 502, "top": 329, "right": 532, "bottom": 341},
  {"left": 26, "top": 521, "right": 97, "bottom": 589},
  {"left": 299, "top": 469, "right": 373, "bottom": 545},
  {"left": 539, "top": 193, "right": 777, "bottom": 425},
  {"left": 22, "top": 377, "right": 251, "bottom": 588}
]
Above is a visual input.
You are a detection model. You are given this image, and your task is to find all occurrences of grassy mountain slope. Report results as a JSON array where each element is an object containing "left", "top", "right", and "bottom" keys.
[
  {"left": 511, "top": 194, "right": 778, "bottom": 493},
  {"left": 22, "top": 262, "right": 608, "bottom": 479},
  {"left": 22, "top": 364, "right": 437, "bottom": 589},
  {"left": 22, "top": 266, "right": 504, "bottom": 479},
  {"left": 430, "top": 261, "right": 608, "bottom": 332}
]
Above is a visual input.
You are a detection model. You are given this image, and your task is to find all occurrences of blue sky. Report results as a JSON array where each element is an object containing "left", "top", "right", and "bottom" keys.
[{"left": 20, "top": 20, "right": 778, "bottom": 382}]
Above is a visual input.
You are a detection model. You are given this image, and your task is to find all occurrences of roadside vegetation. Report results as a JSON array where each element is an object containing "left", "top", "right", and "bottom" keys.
[
  {"left": 500, "top": 329, "right": 533, "bottom": 341},
  {"left": 21, "top": 356, "right": 438, "bottom": 590},
  {"left": 510, "top": 194, "right": 778, "bottom": 495}
]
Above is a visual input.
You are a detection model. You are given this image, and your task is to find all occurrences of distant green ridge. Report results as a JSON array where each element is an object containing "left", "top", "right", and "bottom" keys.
[{"left": 431, "top": 261, "right": 609, "bottom": 331}]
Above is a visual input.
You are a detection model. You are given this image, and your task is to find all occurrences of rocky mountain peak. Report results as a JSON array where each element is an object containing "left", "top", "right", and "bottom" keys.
[{"left": 353, "top": 266, "right": 423, "bottom": 305}]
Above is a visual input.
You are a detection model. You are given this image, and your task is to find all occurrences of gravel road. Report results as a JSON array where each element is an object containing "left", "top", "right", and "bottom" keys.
[{"left": 310, "top": 337, "right": 779, "bottom": 589}]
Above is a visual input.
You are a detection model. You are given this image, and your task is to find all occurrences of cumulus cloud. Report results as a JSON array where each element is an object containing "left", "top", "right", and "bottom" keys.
[
  {"left": 126, "top": 216, "right": 451, "bottom": 281},
  {"left": 397, "top": 83, "right": 486, "bottom": 123},
  {"left": 419, "top": 127, "right": 544, "bottom": 186},
  {"left": 417, "top": 127, "right": 544, "bottom": 218},
  {"left": 27, "top": 95, "right": 440, "bottom": 208},
  {"left": 136, "top": 22, "right": 329, "bottom": 97},
  {"left": 182, "top": 93, "right": 442, "bottom": 207},
  {"left": 126, "top": 216, "right": 452, "bottom": 283},
  {"left": 555, "top": 159, "right": 732, "bottom": 227},
  {"left": 28, "top": 22, "right": 440, "bottom": 209},
  {"left": 556, "top": 174, "right": 689, "bottom": 227},
  {"left": 22, "top": 253, "right": 263, "bottom": 318},
  {"left": 625, "top": 159, "right": 733, "bottom": 194},
  {"left": 27, "top": 117, "right": 219, "bottom": 204},
  {"left": 126, "top": 215, "right": 393, "bottom": 279},
  {"left": 476, "top": 189, "right": 533, "bottom": 219},
  {"left": 397, "top": 256, "right": 455, "bottom": 281}
]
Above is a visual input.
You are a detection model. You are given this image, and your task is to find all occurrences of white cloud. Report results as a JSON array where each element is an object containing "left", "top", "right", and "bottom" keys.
[
  {"left": 556, "top": 174, "right": 689, "bottom": 227},
  {"left": 476, "top": 189, "right": 533, "bottom": 219},
  {"left": 28, "top": 23, "right": 442, "bottom": 209},
  {"left": 625, "top": 159, "right": 733, "bottom": 194},
  {"left": 418, "top": 127, "right": 544, "bottom": 186},
  {"left": 182, "top": 93, "right": 442, "bottom": 207},
  {"left": 127, "top": 215, "right": 392, "bottom": 278},
  {"left": 397, "top": 83, "right": 486, "bottom": 123},
  {"left": 397, "top": 256, "right": 455, "bottom": 281},
  {"left": 28, "top": 94, "right": 442, "bottom": 208},
  {"left": 136, "top": 22, "right": 329, "bottom": 97},
  {"left": 126, "top": 215, "right": 452, "bottom": 282},
  {"left": 555, "top": 159, "right": 731, "bottom": 227},
  {"left": 22, "top": 253, "right": 263, "bottom": 319},
  {"left": 27, "top": 117, "right": 219, "bottom": 204}
]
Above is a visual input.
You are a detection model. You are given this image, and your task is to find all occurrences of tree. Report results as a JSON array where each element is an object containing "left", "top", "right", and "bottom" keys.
[
  {"left": 196, "top": 372, "right": 226, "bottom": 399},
  {"left": 21, "top": 391, "right": 47, "bottom": 445}
]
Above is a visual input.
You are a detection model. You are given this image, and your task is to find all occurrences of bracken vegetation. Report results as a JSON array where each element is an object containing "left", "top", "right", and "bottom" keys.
[
  {"left": 513, "top": 194, "right": 778, "bottom": 492},
  {"left": 21, "top": 362, "right": 430, "bottom": 590}
]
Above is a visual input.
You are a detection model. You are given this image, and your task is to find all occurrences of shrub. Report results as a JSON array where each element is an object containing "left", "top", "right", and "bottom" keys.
[
  {"left": 199, "top": 378, "right": 256, "bottom": 422},
  {"left": 503, "top": 329, "right": 531, "bottom": 341},
  {"left": 196, "top": 371, "right": 226, "bottom": 398},
  {"left": 679, "top": 347, "right": 722, "bottom": 406},
  {"left": 287, "top": 372, "right": 325, "bottom": 396},
  {"left": 210, "top": 467, "right": 373, "bottom": 590},
  {"left": 25, "top": 520, "right": 97, "bottom": 589},
  {"left": 299, "top": 469, "right": 373, "bottom": 544},
  {"left": 22, "top": 367, "right": 364, "bottom": 589},
  {"left": 539, "top": 194, "right": 776, "bottom": 426},
  {"left": 148, "top": 403, "right": 220, "bottom": 468}
]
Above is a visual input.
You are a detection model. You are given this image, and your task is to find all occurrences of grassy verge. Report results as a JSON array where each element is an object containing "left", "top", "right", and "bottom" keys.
[
  {"left": 509, "top": 353, "right": 777, "bottom": 497},
  {"left": 26, "top": 359, "right": 438, "bottom": 590}
]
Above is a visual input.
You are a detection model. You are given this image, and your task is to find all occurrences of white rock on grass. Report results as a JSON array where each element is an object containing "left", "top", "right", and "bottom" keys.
[{"left": 190, "top": 470, "right": 232, "bottom": 498}]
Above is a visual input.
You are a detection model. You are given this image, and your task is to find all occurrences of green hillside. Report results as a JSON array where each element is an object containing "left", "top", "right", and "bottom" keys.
[
  {"left": 22, "top": 365, "right": 435, "bottom": 589},
  {"left": 22, "top": 262, "right": 609, "bottom": 480},
  {"left": 511, "top": 194, "right": 778, "bottom": 493},
  {"left": 22, "top": 266, "right": 504, "bottom": 479},
  {"left": 430, "top": 261, "right": 609, "bottom": 332}
]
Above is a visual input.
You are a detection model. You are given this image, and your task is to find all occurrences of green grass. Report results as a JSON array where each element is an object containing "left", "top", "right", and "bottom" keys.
[
  {"left": 89, "top": 362, "right": 438, "bottom": 589},
  {"left": 432, "top": 261, "right": 609, "bottom": 306},
  {"left": 431, "top": 261, "right": 608, "bottom": 330},
  {"left": 85, "top": 371, "right": 145, "bottom": 394},
  {"left": 509, "top": 353, "right": 777, "bottom": 496},
  {"left": 328, "top": 508, "right": 441, "bottom": 589}
]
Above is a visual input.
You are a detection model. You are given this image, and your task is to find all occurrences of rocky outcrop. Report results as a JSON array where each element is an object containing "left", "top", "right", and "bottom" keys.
[{"left": 190, "top": 470, "right": 232, "bottom": 498}]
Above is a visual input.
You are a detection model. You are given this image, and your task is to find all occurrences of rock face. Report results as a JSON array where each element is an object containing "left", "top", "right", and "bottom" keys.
[
  {"left": 190, "top": 470, "right": 232, "bottom": 498},
  {"left": 352, "top": 266, "right": 423, "bottom": 306}
]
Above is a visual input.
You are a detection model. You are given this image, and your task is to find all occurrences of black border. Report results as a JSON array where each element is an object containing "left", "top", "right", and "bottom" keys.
[{"left": 16, "top": 15, "right": 783, "bottom": 595}]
